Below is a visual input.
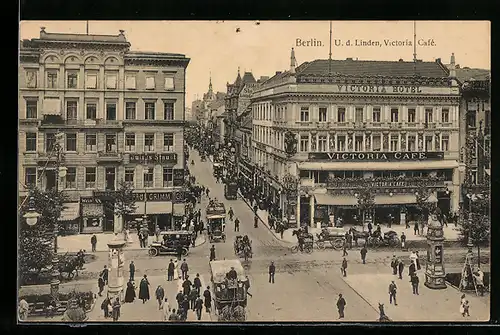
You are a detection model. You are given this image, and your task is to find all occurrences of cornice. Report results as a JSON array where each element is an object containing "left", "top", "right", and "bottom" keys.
[
  {"left": 297, "top": 74, "right": 451, "bottom": 88},
  {"left": 124, "top": 58, "right": 189, "bottom": 68}
]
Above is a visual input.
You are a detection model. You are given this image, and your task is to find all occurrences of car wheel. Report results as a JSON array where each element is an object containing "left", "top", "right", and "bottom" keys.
[
  {"left": 182, "top": 248, "right": 189, "bottom": 257},
  {"left": 332, "top": 240, "right": 344, "bottom": 250},
  {"left": 148, "top": 248, "right": 158, "bottom": 257}
]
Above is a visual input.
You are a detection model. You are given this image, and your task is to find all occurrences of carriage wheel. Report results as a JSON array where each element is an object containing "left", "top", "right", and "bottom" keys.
[
  {"left": 316, "top": 241, "right": 326, "bottom": 250},
  {"left": 332, "top": 239, "right": 344, "bottom": 250},
  {"left": 390, "top": 237, "right": 400, "bottom": 247},
  {"left": 290, "top": 245, "right": 299, "bottom": 254},
  {"left": 148, "top": 248, "right": 159, "bottom": 257},
  {"left": 182, "top": 248, "right": 189, "bottom": 257},
  {"left": 304, "top": 245, "right": 313, "bottom": 254}
]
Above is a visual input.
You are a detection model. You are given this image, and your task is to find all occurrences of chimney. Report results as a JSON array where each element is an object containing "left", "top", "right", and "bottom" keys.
[
  {"left": 119, "top": 29, "right": 125, "bottom": 36},
  {"left": 346, "top": 57, "right": 353, "bottom": 61},
  {"left": 40, "top": 26, "right": 46, "bottom": 35},
  {"left": 290, "top": 47, "right": 296, "bottom": 75},
  {"left": 399, "top": 59, "right": 404, "bottom": 62},
  {"left": 449, "top": 53, "right": 456, "bottom": 78}
]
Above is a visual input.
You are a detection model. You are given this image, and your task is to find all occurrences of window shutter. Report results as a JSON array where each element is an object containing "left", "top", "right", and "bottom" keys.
[
  {"left": 164, "top": 77, "right": 174, "bottom": 90},
  {"left": 146, "top": 77, "right": 155, "bottom": 89},
  {"left": 125, "top": 76, "right": 136, "bottom": 89},
  {"left": 106, "top": 75, "right": 117, "bottom": 89},
  {"left": 42, "top": 98, "right": 61, "bottom": 115},
  {"left": 86, "top": 75, "right": 97, "bottom": 89}
]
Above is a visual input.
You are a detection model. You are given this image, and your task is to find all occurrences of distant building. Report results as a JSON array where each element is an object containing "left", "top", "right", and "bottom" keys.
[{"left": 19, "top": 27, "right": 190, "bottom": 234}]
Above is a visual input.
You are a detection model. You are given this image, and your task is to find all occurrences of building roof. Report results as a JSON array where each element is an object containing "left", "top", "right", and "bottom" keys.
[
  {"left": 297, "top": 59, "right": 448, "bottom": 78},
  {"left": 36, "top": 31, "right": 130, "bottom": 45},
  {"left": 241, "top": 72, "right": 257, "bottom": 84},
  {"left": 208, "top": 100, "right": 225, "bottom": 110},
  {"left": 125, "top": 51, "right": 187, "bottom": 59},
  {"left": 455, "top": 67, "right": 490, "bottom": 83}
]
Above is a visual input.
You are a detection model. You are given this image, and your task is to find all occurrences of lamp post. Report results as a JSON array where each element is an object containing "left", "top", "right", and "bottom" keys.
[{"left": 142, "top": 166, "right": 150, "bottom": 233}]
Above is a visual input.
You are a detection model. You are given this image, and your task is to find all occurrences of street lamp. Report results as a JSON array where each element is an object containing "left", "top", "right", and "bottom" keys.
[{"left": 23, "top": 196, "right": 40, "bottom": 226}]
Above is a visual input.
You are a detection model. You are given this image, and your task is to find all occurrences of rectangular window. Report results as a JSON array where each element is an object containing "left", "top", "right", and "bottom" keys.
[
  {"left": 106, "top": 75, "right": 117, "bottom": 89},
  {"left": 106, "top": 103, "right": 116, "bottom": 120},
  {"left": 125, "top": 168, "right": 135, "bottom": 185},
  {"left": 355, "top": 107, "right": 364, "bottom": 122},
  {"left": 355, "top": 136, "right": 363, "bottom": 151},
  {"left": 441, "top": 135, "right": 449, "bottom": 152},
  {"left": 372, "top": 107, "right": 381, "bottom": 123},
  {"left": 425, "top": 136, "right": 433, "bottom": 151},
  {"left": 105, "top": 167, "right": 116, "bottom": 191},
  {"left": 337, "top": 108, "right": 346, "bottom": 122},
  {"left": 144, "top": 134, "right": 155, "bottom": 152},
  {"left": 425, "top": 108, "right": 433, "bottom": 124},
  {"left": 485, "top": 110, "right": 491, "bottom": 133},
  {"left": 25, "top": 132, "right": 37, "bottom": 152},
  {"left": 338, "top": 136, "right": 346, "bottom": 151},
  {"left": 67, "top": 72, "right": 78, "bottom": 89},
  {"left": 164, "top": 102, "right": 174, "bottom": 120},
  {"left": 408, "top": 135, "right": 416, "bottom": 151},
  {"left": 26, "top": 71, "right": 37, "bottom": 88},
  {"left": 164, "top": 77, "right": 175, "bottom": 90},
  {"left": 146, "top": 76, "right": 155, "bottom": 90},
  {"left": 318, "top": 135, "right": 327, "bottom": 152},
  {"left": 163, "top": 167, "right": 173, "bottom": 187},
  {"left": 466, "top": 111, "right": 476, "bottom": 128},
  {"left": 143, "top": 168, "right": 154, "bottom": 188},
  {"left": 66, "top": 133, "right": 77, "bottom": 151},
  {"left": 86, "top": 74, "right": 98, "bottom": 89},
  {"left": 125, "top": 133, "right": 136, "bottom": 152},
  {"left": 145, "top": 102, "right": 155, "bottom": 120},
  {"left": 125, "top": 102, "right": 136, "bottom": 120},
  {"left": 125, "top": 75, "right": 136, "bottom": 89},
  {"left": 300, "top": 135, "right": 309, "bottom": 152},
  {"left": 319, "top": 107, "right": 327, "bottom": 122},
  {"left": 372, "top": 135, "right": 381, "bottom": 151},
  {"left": 390, "top": 135, "right": 399, "bottom": 151},
  {"left": 105, "top": 134, "right": 117, "bottom": 152},
  {"left": 441, "top": 109, "right": 449, "bottom": 123},
  {"left": 47, "top": 71, "right": 57, "bottom": 88},
  {"left": 65, "top": 167, "right": 76, "bottom": 189},
  {"left": 300, "top": 107, "right": 309, "bottom": 122},
  {"left": 45, "top": 133, "right": 56, "bottom": 152},
  {"left": 408, "top": 108, "right": 416, "bottom": 123},
  {"left": 164, "top": 133, "right": 174, "bottom": 151},
  {"left": 66, "top": 101, "right": 78, "bottom": 120},
  {"left": 85, "top": 167, "right": 96, "bottom": 189},
  {"left": 86, "top": 103, "right": 97, "bottom": 119},
  {"left": 25, "top": 167, "right": 37, "bottom": 187},
  {"left": 85, "top": 133, "right": 97, "bottom": 152},
  {"left": 391, "top": 108, "right": 399, "bottom": 122},
  {"left": 26, "top": 100, "right": 37, "bottom": 119}
]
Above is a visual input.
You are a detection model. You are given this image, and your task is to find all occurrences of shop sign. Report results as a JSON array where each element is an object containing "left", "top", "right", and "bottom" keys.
[
  {"left": 132, "top": 192, "right": 186, "bottom": 203},
  {"left": 81, "top": 196, "right": 103, "bottom": 204},
  {"left": 128, "top": 153, "right": 178, "bottom": 164},
  {"left": 308, "top": 151, "right": 444, "bottom": 162},
  {"left": 173, "top": 169, "right": 184, "bottom": 187},
  {"left": 93, "top": 190, "right": 118, "bottom": 200},
  {"left": 434, "top": 245, "right": 443, "bottom": 264}
]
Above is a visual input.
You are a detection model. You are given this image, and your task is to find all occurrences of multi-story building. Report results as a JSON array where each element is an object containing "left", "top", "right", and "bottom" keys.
[
  {"left": 251, "top": 48, "right": 461, "bottom": 228},
  {"left": 19, "top": 28, "right": 190, "bottom": 234}
]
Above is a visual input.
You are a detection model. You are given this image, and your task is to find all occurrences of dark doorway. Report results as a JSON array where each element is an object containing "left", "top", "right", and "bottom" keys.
[
  {"left": 46, "top": 170, "right": 57, "bottom": 190},
  {"left": 105, "top": 167, "right": 116, "bottom": 190}
]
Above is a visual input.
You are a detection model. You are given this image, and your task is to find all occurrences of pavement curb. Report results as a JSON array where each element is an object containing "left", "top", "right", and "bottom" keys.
[{"left": 340, "top": 276, "right": 382, "bottom": 321}]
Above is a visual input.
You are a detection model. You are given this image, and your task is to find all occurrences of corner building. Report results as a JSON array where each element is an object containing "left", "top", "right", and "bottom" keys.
[
  {"left": 251, "top": 50, "right": 461, "bottom": 228},
  {"left": 19, "top": 28, "right": 190, "bottom": 234}
]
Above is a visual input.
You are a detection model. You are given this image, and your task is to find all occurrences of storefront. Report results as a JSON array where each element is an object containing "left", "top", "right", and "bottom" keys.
[
  {"left": 58, "top": 202, "right": 80, "bottom": 235},
  {"left": 81, "top": 197, "right": 105, "bottom": 233}
]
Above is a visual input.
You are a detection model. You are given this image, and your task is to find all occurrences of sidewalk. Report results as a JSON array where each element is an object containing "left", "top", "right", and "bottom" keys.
[
  {"left": 58, "top": 232, "right": 207, "bottom": 253},
  {"left": 343, "top": 273, "right": 489, "bottom": 322}
]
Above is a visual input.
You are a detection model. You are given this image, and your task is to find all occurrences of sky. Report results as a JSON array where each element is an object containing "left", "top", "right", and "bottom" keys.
[{"left": 20, "top": 21, "right": 490, "bottom": 106}]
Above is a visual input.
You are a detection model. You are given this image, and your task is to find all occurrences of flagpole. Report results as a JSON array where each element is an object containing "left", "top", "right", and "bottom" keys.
[
  {"left": 413, "top": 21, "right": 417, "bottom": 75},
  {"left": 329, "top": 21, "right": 332, "bottom": 75},
  {"left": 86, "top": 21, "right": 89, "bottom": 35}
]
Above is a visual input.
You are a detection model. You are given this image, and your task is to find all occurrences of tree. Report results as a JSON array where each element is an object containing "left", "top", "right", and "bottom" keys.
[
  {"left": 415, "top": 183, "right": 437, "bottom": 232},
  {"left": 458, "top": 195, "right": 490, "bottom": 246},
  {"left": 111, "top": 181, "right": 138, "bottom": 229},
  {"left": 356, "top": 185, "right": 375, "bottom": 230},
  {"left": 18, "top": 188, "right": 66, "bottom": 284}
]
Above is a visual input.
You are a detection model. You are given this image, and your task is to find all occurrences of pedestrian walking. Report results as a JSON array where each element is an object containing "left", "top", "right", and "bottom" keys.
[
  {"left": 18, "top": 298, "right": 29, "bottom": 321},
  {"left": 167, "top": 259, "right": 175, "bottom": 281},
  {"left": 112, "top": 297, "right": 121, "bottom": 322},
  {"left": 360, "top": 245, "right": 367, "bottom": 264},
  {"left": 101, "top": 296, "right": 111, "bottom": 318},
  {"left": 280, "top": 222, "right": 285, "bottom": 239},
  {"left": 155, "top": 225, "right": 161, "bottom": 242},
  {"left": 234, "top": 218, "right": 240, "bottom": 232},
  {"left": 413, "top": 221, "right": 419, "bottom": 235},
  {"left": 193, "top": 273, "right": 202, "bottom": 294},
  {"left": 180, "top": 259, "right": 189, "bottom": 280},
  {"left": 206, "top": 188, "right": 210, "bottom": 197},
  {"left": 228, "top": 207, "right": 234, "bottom": 221},
  {"left": 341, "top": 258, "right": 348, "bottom": 277},
  {"left": 176, "top": 242, "right": 183, "bottom": 260},
  {"left": 336, "top": 294, "right": 346, "bottom": 319},
  {"left": 181, "top": 296, "right": 190, "bottom": 320},
  {"left": 161, "top": 298, "right": 172, "bottom": 321},
  {"left": 398, "top": 260, "right": 404, "bottom": 280},
  {"left": 268, "top": 261, "right": 276, "bottom": 283},
  {"left": 346, "top": 232, "right": 353, "bottom": 249},
  {"left": 182, "top": 276, "right": 192, "bottom": 296},
  {"left": 254, "top": 215, "right": 259, "bottom": 228},
  {"left": 389, "top": 280, "right": 398, "bottom": 305},
  {"left": 124, "top": 280, "right": 136, "bottom": 303},
  {"left": 139, "top": 274, "right": 150, "bottom": 304},
  {"left": 203, "top": 286, "right": 212, "bottom": 312},
  {"left": 176, "top": 290, "right": 184, "bottom": 310},
  {"left": 244, "top": 275, "right": 252, "bottom": 297},
  {"left": 194, "top": 295, "right": 203, "bottom": 320},
  {"left": 155, "top": 285, "right": 165, "bottom": 309},
  {"left": 342, "top": 241, "right": 348, "bottom": 257},
  {"left": 401, "top": 232, "right": 407, "bottom": 250},
  {"left": 391, "top": 255, "right": 398, "bottom": 275},
  {"left": 97, "top": 274, "right": 105, "bottom": 296},
  {"left": 129, "top": 261, "right": 135, "bottom": 282},
  {"left": 408, "top": 261, "right": 416, "bottom": 277},
  {"left": 411, "top": 273, "right": 419, "bottom": 295},
  {"left": 101, "top": 265, "right": 109, "bottom": 285},
  {"left": 415, "top": 251, "right": 421, "bottom": 270},
  {"left": 90, "top": 234, "right": 97, "bottom": 252},
  {"left": 210, "top": 245, "right": 216, "bottom": 262},
  {"left": 462, "top": 300, "right": 470, "bottom": 317},
  {"left": 367, "top": 221, "right": 373, "bottom": 235}
]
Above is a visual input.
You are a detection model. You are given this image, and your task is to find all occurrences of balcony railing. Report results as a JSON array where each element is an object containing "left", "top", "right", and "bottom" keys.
[
  {"left": 326, "top": 177, "right": 446, "bottom": 190},
  {"left": 97, "top": 151, "right": 123, "bottom": 162}
]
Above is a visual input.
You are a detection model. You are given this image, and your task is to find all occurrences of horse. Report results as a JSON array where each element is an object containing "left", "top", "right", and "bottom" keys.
[{"left": 349, "top": 227, "right": 370, "bottom": 247}]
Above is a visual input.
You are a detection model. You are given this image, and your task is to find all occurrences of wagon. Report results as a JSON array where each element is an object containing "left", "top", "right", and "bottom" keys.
[{"left": 315, "top": 227, "right": 345, "bottom": 250}]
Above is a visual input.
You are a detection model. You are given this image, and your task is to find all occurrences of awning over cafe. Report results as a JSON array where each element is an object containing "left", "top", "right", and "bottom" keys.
[
  {"left": 58, "top": 202, "right": 80, "bottom": 221},
  {"left": 314, "top": 194, "right": 357, "bottom": 206},
  {"left": 135, "top": 201, "right": 173, "bottom": 215}
]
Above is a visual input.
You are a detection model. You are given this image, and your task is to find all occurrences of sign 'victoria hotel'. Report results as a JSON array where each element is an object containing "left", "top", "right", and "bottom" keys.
[{"left": 251, "top": 49, "right": 461, "bottom": 228}]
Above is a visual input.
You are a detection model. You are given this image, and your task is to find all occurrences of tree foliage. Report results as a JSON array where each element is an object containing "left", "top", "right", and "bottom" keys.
[
  {"left": 357, "top": 186, "right": 376, "bottom": 213},
  {"left": 458, "top": 196, "right": 490, "bottom": 245},
  {"left": 18, "top": 188, "right": 66, "bottom": 282},
  {"left": 112, "top": 181, "right": 138, "bottom": 218}
]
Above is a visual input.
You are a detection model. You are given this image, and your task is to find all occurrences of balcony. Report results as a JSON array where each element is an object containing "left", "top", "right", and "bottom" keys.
[
  {"left": 96, "top": 151, "right": 123, "bottom": 163},
  {"left": 39, "top": 117, "right": 123, "bottom": 129},
  {"left": 326, "top": 177, "right": 446, "bottom": 190},
  {"left": 424, "top": 123, "right": 437, "bottom": 129},
  {"left": 353, "top": 122, "right": 367, "bottom": 129},
  {"left": 389, "top": 122, "right": 402, "bottom": 129}
]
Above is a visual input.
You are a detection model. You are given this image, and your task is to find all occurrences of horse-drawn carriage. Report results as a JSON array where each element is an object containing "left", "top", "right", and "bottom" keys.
[
  {"left": 290, "top": 230, "right": 314, "bottom": 254},
  {"left": 209, "top": 259, "right": 248, "bottom": 322},
  {"left": 349, "top": 227, "right": 400, "bottom": 248},
  {"left": 315, "top": 227, "right": 345, "bottom": 250},
  {"left": 207, "top": 200, "right": 227, "bottom": 243},
  {"left": 224, "top": 182, "right": 238, "bottom": 200},
  {"left": 234, "top": 235, "right": 253, "bottom": 261}
]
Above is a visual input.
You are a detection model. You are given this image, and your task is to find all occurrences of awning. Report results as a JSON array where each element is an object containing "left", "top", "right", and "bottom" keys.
[
  {"left": 314, "top": 194, "right": 357, "bottom": 206},
  {"left": 299, "top": 160, "right": 459, "bottom": 171},
  {"left": 373, "top": 194, "right": 437, "bottom": 205},
  {"left": 135, "top": 201, "right": 173, "bottom": 215},
  {"left": 173, "top": 203, "right": 185, "bottom": 216},
  {"left": 82, "top": 203, "right": 104, "bottom": 217},
  {"left": 59, "top": 202, "right": 80, "bottom": 221}
]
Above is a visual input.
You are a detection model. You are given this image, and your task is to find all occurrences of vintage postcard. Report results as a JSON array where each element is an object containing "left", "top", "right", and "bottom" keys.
[{"left": 18, "top": 20, "right": 490, "bottom": 323}]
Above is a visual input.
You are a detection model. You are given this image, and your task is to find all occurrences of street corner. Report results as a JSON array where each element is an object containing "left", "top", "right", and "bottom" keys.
[{"left": 192, "top": 233, "right": 208, "bottom": 249}]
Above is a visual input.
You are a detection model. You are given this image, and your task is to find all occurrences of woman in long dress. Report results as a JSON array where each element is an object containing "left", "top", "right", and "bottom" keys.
[
  {"left": 138, "top": 274, "right": 150, "bottom": 303},
  {"left": 460, "top": 294, "right": 466, "bottom": 315},
  {"left": 124, "top": 280, "right": 136, "bottom": 303}
]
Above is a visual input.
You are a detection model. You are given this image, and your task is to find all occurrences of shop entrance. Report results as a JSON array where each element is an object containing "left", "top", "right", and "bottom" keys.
[
  {"left": 375, "top": 207, "right": 401, "bottom": 226},
  {"left": 336, "top": 208, "right": 359, "bottom": 226},
  {"left": 300, "top": 196, "right": 310, "bottom": 226},
  {"left": 157, "top": 214, "right": 172, "bottom": 231}
]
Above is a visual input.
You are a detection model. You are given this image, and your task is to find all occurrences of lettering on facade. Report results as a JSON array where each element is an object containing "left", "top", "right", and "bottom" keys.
[
  {"left": 308, "top": 151, "right": 444, "bottom": 161},
  {"left": 336, "top": 84, "right": 423, "bottom": 94},
  {"left": 128, "top": 153, "right": 177, "bottom": 164},
  {"left": 132, "top": 192, "right": 185, "bottom": 203},
  {"left": 81, "top": 196, "right": 103, "bottom": 204}
]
